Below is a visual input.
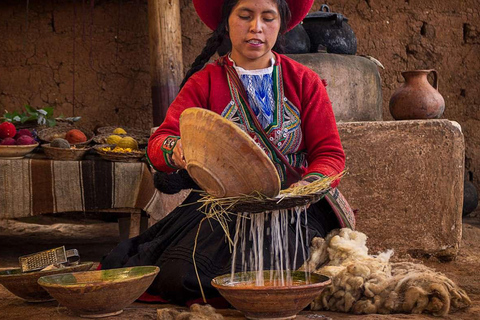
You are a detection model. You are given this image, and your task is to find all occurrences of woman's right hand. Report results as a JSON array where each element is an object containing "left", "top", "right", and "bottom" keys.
[{"left": 172, "top": 139, "right": 187, "bottom": 169}]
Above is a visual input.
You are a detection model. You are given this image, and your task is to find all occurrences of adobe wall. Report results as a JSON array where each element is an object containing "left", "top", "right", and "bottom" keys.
[{"left": 0, "top": 0, "right": 479, "bottom": 188}]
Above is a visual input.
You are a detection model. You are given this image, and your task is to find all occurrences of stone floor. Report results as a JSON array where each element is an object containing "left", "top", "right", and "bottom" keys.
[{"left": 1, "top": 213, "right": 480, "bottom": 319}]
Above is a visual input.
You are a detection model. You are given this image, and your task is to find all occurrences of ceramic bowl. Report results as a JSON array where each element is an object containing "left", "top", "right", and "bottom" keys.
[
  {"left": 179, "top": 108, "right": 281, "bottom": 198},
  {"left": 0, "top": 143, "right": 39, "bottom": 159},
  {"left": 211, "top": 271, "right": 331, "bottom": 320},
  {"left": 0, "top": 262, "right": 94, "bottom": 302},
  {"left": 38, "top": 266, "right": 159, "bottom": 318}
]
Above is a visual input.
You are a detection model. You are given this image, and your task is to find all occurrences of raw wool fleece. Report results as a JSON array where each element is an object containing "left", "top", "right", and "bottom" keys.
[
  {"left": 302, "top": 229, "right": 471, "bottom": 316},
  {"left": 157, "top": 304, "right": 224, "bottom": 320}
]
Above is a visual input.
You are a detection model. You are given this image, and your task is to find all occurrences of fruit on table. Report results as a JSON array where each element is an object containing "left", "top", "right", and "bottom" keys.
[
  {"left": 65, "top": 129, "right": 87, "bottom": 144},
  {"left": 101, "top": 146, "right": 138, "bottom": 153},
  {"left": 16, "top": 135, "right": 36, "bottom": 145},
  {"left": 51, "top": 132, "right": 66, "bottom": 139},
  {"left": 51, "top": 138, "right": 71, "bottom": 149},
  {"left": 15, "top": 129, "right": 33, "bottom": 139},
  {"left": 113, "top": 127, "right": 127, "bottom": 135},
  {"left": 0, "top": 137, "right": 16, "bottom": 145},
  {"left": 117, "top": 136, "right": 138, "bottom": 150},
  {"left": 106, "top": 135, "right": 122, "bottom": 145},
  {"left": 0, "top": 122, "right": 16, "bottom": 139}
]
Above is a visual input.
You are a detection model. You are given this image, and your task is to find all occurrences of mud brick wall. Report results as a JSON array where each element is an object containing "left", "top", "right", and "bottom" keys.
[
  {"left": 339, "top": 120, "right": 464, "bottom": 259},
  {"left": 1, "top": 0, "right": 479, "bottom": 190},
  {"left": 0, "top": 0, "right": 151, "bottom": 129}
]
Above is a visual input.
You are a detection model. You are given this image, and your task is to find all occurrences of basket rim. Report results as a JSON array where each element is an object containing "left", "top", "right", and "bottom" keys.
[
  {"left": 92, "top": 133, "right": 148, "bottom": 145},
  {"left": 96, "top": 126, "right": 150, "bottom": 136},
  {"left": 94, "top": 144, "right": 145, "bottom": 160},
  {"left": 42, "top": 143, "right": 91, "bottom": 151},
  {"left": 37, "top": 126, "right": 94, "bottom": 145}
]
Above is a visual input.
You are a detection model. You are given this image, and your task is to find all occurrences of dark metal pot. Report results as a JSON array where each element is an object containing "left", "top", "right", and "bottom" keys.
[
  {"left": 302, "top": 4, "right": 357, "bottom": 55},
  {"left": 283, "top": 24, "right": 310, "bottom": 54}
]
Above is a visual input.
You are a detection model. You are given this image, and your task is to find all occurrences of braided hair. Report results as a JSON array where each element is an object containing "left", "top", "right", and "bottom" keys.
[{"left": 180, "top": 0, "right": 291, "bottom": 88}]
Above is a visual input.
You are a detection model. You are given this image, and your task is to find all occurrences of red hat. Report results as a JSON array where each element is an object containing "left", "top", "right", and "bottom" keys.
[{"left": 193, "top": 0, "right": 314, "bottom": 32}]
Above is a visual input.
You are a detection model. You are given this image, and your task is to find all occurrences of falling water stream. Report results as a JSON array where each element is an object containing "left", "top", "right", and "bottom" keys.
[{"left": 230, "top": 206, "right": 312, "bottom": 286}]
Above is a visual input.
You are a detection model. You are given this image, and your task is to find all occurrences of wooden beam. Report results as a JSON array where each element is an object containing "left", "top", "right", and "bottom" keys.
[
  {"left": 148, "top": 0, "right": 184, "bottom": 126},
  {"left": 129, "top": 210, "right": 142, "bottom": 238}
]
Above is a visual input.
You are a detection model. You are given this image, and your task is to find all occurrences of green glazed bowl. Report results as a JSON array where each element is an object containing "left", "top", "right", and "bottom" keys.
[
  {"left": 0, "top": 262, "right": 94, "bottom": 302},
  {"left": 38, "top": 266, "right": 159, "bottom": 318}
]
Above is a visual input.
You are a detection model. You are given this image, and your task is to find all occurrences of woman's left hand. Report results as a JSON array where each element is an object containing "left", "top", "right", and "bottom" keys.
[{"left": 289, "top": 180, "right": 310, "bottom": 188}]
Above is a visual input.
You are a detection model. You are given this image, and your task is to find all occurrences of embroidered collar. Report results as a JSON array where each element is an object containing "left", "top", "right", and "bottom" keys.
[
  {"left": 228, "top": 54, "right": 275, "bottom": 76},
  {"left": 218, "top": 51, "right": 282, "bottom": 67}
]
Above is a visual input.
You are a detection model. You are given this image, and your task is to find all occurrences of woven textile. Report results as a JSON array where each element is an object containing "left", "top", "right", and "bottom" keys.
[{"left": 0, "top": 157, "right": 157, "bottom": 219}]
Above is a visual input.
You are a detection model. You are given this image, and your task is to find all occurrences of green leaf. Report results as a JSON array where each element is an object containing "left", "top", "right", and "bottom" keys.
[
  {"left": 24, "top": 104, "right": 36, "bottom": 114},
  {"left": 42, "top": 106, "right": 54, "bottom": 117},
  {"left": 21, "top": 115, "right": 37, "bottom": 123},
  {"left": 3, "top": 111, "right": 20, "bottom": 120}
]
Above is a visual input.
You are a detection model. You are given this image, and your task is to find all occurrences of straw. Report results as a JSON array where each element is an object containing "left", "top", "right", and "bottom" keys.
[{"left": 191, "top": 172, "right": 345, "bottom": 301}]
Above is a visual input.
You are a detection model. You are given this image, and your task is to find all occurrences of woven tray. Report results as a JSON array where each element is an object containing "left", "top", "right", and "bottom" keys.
[
  {"left": 42, "top": 144, "right": 91, "bottom": 161},
  {"left": 224, "top": 190, "right": 329, "bottom": 213},
  {"left": 37, "top": 126, "right": 94, "bottom": 146},
  {"left": 96, "top": 126, "right": 150, "bottom": 137},
  {"left": 93, "top": 133, "right": 149, "bottom": 145},
  {"left": 93, "top": 144, "right": 145, "bottom": 162}
]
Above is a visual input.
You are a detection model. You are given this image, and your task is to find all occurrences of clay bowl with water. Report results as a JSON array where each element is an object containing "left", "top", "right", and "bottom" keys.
[
  {"left": 37, "top": 266, "right": 159, "bottom": 318},
  {"left": 212, "top": 271, "right": 331, "bottom": 320},
  {"left": 0, "top": 262, "right": 94, "bottom": 302}
]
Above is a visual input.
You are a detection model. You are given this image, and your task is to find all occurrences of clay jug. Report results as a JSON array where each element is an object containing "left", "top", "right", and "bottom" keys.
[{"left": 389, "top": 69, "right": 445, "bottom": 120}]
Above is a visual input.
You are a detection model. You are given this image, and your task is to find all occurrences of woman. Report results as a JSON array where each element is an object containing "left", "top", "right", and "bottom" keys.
[{"left": 101, "top": 0, "right": 354, "bottom": 305}]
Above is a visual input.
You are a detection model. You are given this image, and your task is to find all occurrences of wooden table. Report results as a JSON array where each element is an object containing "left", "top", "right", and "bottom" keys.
[{"left": 0, "top": 154, "right": 163, "bottom": 238}]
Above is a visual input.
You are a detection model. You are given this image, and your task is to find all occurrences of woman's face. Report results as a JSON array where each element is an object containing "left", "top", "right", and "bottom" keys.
[{"left": 228, "top": 0, "right": 281, "bottom": 69}]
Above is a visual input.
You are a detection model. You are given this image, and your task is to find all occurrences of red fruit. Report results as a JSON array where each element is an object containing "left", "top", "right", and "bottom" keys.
[
  {"left": 16, "top": 135, "right": 36, "bottom": 145},
  {"left": 0, "top": 137, "right": 16, "bottom": 145},
  {"left": 0, "top": 122, "right": 16, "bottom": 139},
  {"left": 15, "top": 129, "right": 33, "bottom": 139},
  {"left": 65, "top": 129, "right": 87, "bottom": 144}
]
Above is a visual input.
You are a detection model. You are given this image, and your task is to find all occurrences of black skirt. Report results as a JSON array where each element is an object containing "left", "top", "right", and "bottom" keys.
[{"left": 100, "top": 191, "right": 339, "bottom": 305}]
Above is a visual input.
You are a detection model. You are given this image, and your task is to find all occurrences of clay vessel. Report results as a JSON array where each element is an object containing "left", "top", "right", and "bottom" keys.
[
  {"left": 38, "top": 266, "right": 159, "bottom": 318},
  {"left": 212, "top": 271, "right": 331, "bottom": 320},
  {"left": 288, "top": 53, "right": 382, "bottom": 121},
  {"left": 389, "top": 69, "right": 445, "bottom": 120},
  {"left": 0, "top": 262, "right": 93, "bottom": 302}
]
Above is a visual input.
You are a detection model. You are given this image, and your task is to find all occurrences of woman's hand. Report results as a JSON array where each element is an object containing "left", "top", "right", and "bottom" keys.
[
  {"left": 172, "top": 139, "right": 187, "bottom": 169},
  {"left": 289, "top": 175, "right": 324, "bottom": 188},
  {"left": 289, "top": 180, "right": 310, "bottom": 188}
]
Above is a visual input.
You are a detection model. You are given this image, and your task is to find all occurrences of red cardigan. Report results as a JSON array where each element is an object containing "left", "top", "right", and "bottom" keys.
[{"left": 148, "top": 53, "right": 345, "bottom": 187}]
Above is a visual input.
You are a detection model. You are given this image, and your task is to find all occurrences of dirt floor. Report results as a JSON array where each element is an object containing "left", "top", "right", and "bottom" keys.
[{"left": 1, "top": 213, "right": 479, "bottom": 320}]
